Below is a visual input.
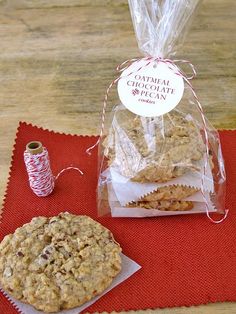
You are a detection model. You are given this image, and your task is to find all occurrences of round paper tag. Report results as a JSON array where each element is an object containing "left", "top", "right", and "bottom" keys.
[{"left": 117, "top": 59, "right": 184, "bottom": 117}]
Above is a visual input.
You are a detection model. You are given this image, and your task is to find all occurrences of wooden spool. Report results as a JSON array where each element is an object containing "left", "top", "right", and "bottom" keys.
[{"left": 26, "top": 141, "right": 43, "bottom": 155}]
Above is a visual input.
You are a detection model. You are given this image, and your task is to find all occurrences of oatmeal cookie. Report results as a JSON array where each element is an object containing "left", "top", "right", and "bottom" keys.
[
  {"left": 127, "top": 200, "right": 194, "bottom": 211},
  {"left": 0, "top": 212, "right": 121, "bottom": 313},
  {"left": 103, "top": 108, "right": 205, "bottom": 182},
  {"left": 139, "top": 185, "right": 198, "bottom": 202}
]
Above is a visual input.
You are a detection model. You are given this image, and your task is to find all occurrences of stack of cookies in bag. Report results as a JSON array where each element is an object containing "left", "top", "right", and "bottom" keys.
[
  {"left": 102, "top": 106, "right": 215, "bottom": 217},
  {"left": 96, "top": 0, "right": 226, "bottom": 218}
]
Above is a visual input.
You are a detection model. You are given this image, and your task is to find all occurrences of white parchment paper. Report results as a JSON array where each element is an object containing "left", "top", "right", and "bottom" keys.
[
  {"left": 0, "top": 254, "right": 141, "bottom": 314},
  {"left": 108, "top": 157, "right": 214, "bottom": 206},
  {"left": 107, "top": 184, "right": 216, "bottom": 217}
]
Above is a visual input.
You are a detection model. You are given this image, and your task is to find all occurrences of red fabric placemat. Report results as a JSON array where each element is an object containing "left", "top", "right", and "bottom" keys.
[{"left": 0, "top": 122, "right": 236, "bottom": 314}]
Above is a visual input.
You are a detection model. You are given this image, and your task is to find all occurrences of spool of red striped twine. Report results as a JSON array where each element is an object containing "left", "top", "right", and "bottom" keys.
[{"left": 24, "top": 141, "right": 83, "bottom": 197}]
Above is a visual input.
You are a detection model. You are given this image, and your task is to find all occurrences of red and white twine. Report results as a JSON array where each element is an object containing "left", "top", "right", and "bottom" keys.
[
  {"left": 24, "top": 148, "right": 83, "bottom": 197},
  {"left": 86, "top": 56, "right": 228, "bottom": 223}
]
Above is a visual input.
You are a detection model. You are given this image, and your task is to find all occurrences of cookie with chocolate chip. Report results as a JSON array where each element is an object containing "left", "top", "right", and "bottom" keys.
[{"left": 0, "top": 212, "right": 121, "bottom": 312}]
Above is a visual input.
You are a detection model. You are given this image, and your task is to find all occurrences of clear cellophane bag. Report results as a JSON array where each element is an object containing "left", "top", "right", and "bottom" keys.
[{"left": 97, "top": 0, "right": 226, "bottom": 218}]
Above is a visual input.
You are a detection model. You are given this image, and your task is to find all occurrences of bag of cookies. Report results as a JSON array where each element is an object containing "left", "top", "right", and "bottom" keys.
[{"left": 95, "top": 0, "right": 227, "bottom": 220}]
